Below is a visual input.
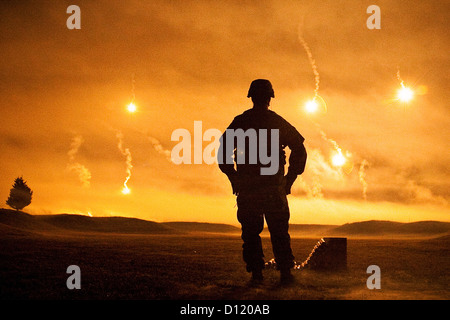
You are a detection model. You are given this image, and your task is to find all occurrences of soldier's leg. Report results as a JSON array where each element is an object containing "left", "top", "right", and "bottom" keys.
[
  {"left": 237, "top": 194, "right": 265, "bottom": 273},
  {"left": 265, "top": 193, "right": 295, "bottom": 271}
]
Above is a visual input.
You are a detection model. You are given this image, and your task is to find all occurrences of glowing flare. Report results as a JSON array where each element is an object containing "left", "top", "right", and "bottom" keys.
[
  {"left": 305, "top": 100, "right": 318, "bottom": 113},
  {"left": 127, "top": 102, "right": 137, "bottom": 113},
  {"left": 122, "top": 185, "right": 131, "bottom": 195},
  {"left": 303, "top": 96, "right": 327, "bottom": 115},
  {"left": 397, "top": 87, "right": 414, "bottom": 103},
  {"left": 332, "top": 152, "right": 346, "bottom": 167}
]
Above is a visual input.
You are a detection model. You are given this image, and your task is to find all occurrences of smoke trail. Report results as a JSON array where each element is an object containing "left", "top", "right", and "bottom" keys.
[
  {"left": 298, "top": 19, "right": 339, "bottom": 158},
  {"left": 116, "top": 131, "right": 133, "bottom": 194},
  {"left": 68, "top": 135, "right": 83, "bottom": 162},
  {"left": 298, "top": 23, "right": 320, "bottom": 100},
  {"left": 359, "top": 159, "right": 369, "bottom": 200},
  {"left": 396, "top": 67, "right": 405, "bottom": 88},
  {"left": 68, "top": 163, "right": 91, "bottom": 188},
  {"left": 137, "top": 129, "right": 173, "bottom": 162},
  {"left": 131, "top": 73, "right": 136, "bottom": 102},
  {"left": 67, "top": 135, "right": 91, "bottom": 188},
  {"left": 318, "top": 128, "right": 342, "bottom": 155},
  {"left": 314, "top": 122, "right": 343, "bottom": 156},
  {"left": 147, "top": 136, "right": 172, "bottom": 162},
  {"left": 314, "top": 122, "right": 354, "bottom": 174}
]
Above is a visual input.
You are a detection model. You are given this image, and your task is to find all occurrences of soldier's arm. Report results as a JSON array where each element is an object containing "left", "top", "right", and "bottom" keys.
[
  {"left": 287, "top": 139, "right": 307, "bottom": 176},
  {"left": 218, "top": 118, "right": 237, "bottom": 177},
  {"left": 218, "top": 118, "right": 240, "bottom": 194},
  {"left": 284, "top": 122, "right": 307, "bottom": 176},
  {"left": 283, "top": 120, "right": 307, "bottom": 194}
]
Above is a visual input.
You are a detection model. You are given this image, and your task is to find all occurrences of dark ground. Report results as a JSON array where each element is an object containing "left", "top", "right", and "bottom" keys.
[{"left": 0, "top": 230, "right": 448, "bottom": 300}]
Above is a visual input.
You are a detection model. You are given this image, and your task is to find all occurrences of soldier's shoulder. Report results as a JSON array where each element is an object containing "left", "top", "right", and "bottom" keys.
[
  {"left": 233, "top": 109, "right": 253, "bottom": 121},
  {"left": 267, "top": 109, "right": 282, "bottom": 118},
  {"left": 268, "top": 110, "right": 290, "bottom": 124},
  {"left": 241, "top": 108, "right": 254, "bottom": 116}
]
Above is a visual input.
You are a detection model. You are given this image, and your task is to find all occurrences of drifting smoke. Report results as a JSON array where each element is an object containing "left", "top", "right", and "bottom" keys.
[
  {"left": 298, "top": 23, "right": 320, "bottom": 100},
  {"left": 310, "top": 176, "right": 324, "bottom": 198},
  {"left": 116, "top": 131, "right": 133, "bottom": 194},
  {"left": 404, "top": 179, "right": 448, "bottom": 206},
  {"left": 67, "top": 135, "right": 91, "bottom": 188},
  {"left": 297, "top": 175, "right": 324, "bottom": 199},
  {"left": 359, "top": 159, "right": 369, "bottom": 200},
  {"left": 293, "top": 148, "right": 344, "bottom": 199}
]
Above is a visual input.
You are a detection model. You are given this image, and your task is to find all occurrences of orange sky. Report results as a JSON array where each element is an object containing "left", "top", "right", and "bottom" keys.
[{"left": 0, "top": 1, "right": 448, "bottom": 225}]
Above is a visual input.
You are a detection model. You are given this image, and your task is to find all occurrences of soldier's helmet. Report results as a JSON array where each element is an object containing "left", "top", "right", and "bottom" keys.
[{"left": 247, "top": 79, "right": 275, "bottom": 99}]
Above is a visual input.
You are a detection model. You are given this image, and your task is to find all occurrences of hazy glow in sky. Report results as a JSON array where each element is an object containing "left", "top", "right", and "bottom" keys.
[{"left": 0, "top": 1, "right": 448, "bottom": 224}]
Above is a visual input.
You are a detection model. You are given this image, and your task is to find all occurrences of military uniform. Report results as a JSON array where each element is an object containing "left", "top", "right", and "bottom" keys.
[{"left": 219, "top": 106, "right": 307, "bottom": 274}]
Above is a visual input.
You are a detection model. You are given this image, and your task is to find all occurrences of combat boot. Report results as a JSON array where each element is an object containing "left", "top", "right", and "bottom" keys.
[
  {"left": 280, "top": 268, "right": 295, "bottom": 285},
  {"left": 249, "top": 269, "right": 263, "bottom": 286}
]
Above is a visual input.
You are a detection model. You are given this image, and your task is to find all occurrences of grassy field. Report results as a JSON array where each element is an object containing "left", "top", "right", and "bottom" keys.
[{"left": 0, "top": 230, "right": 448, "bottom": 300}]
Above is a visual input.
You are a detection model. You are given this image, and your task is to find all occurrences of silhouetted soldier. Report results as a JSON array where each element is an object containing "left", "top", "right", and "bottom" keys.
[{"left": 218, "top": 79, "right": 307, "bottom": 285}]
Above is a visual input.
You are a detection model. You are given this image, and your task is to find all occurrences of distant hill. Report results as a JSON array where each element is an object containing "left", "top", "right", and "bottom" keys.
[
  {"left": 0, "top": 209, "right": 174, "bottom": 235},
  {"left": 268, "top": 221, "right": 450, "bottom": 238},
  {"left": 1, "top": 209, "right": 449, "bottom": 238},
  {"left": 328, "top": 220, "right": 450, "bottom": 237},
  {"left": 0, "top": 209, "right": 240, "bottom": 235},
  {"left": 0, "top": 209, "right": 59, "bottom": 232},
  {"left": 38, "top": 214, "right": 174, "bottom": 234}
]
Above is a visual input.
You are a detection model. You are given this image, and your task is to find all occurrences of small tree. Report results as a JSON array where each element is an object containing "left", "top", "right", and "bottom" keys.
[{"left": 6, "top": 177, "right": 33, "bottom": 211}]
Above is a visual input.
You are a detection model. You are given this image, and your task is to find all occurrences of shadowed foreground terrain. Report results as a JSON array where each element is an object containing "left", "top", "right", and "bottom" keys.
[{"left": 0, "top": 210, "right": 449, "bottom": 300}]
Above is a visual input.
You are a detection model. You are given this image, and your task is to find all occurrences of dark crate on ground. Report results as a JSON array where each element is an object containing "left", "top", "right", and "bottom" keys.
[
  {"left": 266, "top": 237, "right": 347, "bottom": 271},
  {"left": 300, "top": 237, "right": 347, "bottom": 270}
]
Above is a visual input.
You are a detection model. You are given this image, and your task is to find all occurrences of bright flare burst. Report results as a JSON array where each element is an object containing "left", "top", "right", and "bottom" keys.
[
  {"left": 127, "top": 102, "right": 137, "bottom": 113},
  {"left": 122, "top": 185, "right": 131, "bottom": 195},
  {"left": 303, "top": 95, "right": 327, "bottom": 115},
  {"left": 397, "top": 87, "right": 414, "bottom": 103},
  {"left": 332, "top": 151, "right": 346, "bottom": 167},
  {"left": 305, "top": 100, "right": 319, "bottom": 113},
  {"left": 396, "top": 68, "right": 414, "bottom": 103}
]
